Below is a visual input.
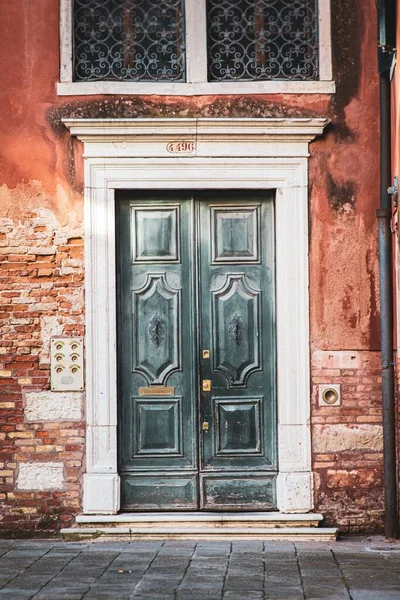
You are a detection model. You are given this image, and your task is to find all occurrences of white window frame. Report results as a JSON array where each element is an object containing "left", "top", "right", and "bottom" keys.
[{"left": 59, "top": 0, "right": 334, "bottom": 96}]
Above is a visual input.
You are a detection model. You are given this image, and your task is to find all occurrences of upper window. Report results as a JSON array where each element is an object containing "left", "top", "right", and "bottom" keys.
[
  {"left": 206, "top": 0, "right": 318, "bottom": 82},
  {"left": 73, "top": 0, "right": 186, "bottom": 82},
  {"left": 59, "top": 0, "right": 333, "bottom": 94}
]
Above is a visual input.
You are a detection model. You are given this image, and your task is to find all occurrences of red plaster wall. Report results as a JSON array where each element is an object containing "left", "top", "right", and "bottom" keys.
[{"left": 0, "top": 0, "right": 383, "bottom": 533}]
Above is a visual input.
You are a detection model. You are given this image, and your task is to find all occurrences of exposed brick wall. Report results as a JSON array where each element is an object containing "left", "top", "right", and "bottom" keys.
[
  {"left": 311, "top": 350, "right": 384, "bottom": 532},
  {"left": 0, "top": 208, "right": 85, "bottom": 534}
]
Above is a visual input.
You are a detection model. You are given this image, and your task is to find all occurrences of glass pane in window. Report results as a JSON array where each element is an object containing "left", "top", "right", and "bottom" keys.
[
  {"left": 207, "top": 0, "right": 318, "bottom": 81},
  {"left": 73, "top": 0, "right": 186, "bottom": 81}
]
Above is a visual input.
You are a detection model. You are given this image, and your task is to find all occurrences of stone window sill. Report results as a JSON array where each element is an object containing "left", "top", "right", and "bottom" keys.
[{"left": 57, "top": 80, "right": 336, "bottom": 96}]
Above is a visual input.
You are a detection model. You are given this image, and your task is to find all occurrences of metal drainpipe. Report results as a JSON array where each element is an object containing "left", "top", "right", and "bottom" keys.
[{"left": 377, "top": 0, "right": 398, "bottom": 540}]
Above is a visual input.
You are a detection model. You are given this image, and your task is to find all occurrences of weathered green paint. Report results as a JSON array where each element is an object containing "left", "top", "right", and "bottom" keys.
[
  {"left": 198, "top": 193, "right": 277, "bottom": 509},
  {"left": 117, "top": 193, "right": 197, "bottom": 510},
  {"left": 117, "top": 192, "right": 276, "bottom": 511}
]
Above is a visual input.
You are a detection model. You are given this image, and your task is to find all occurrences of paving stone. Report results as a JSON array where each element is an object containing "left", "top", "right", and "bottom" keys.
[
  {"left": 133, "top": 582, "right": 178, "bottom": 594},
  {"left": 131, "top": 595, "right": 175, "bottom": 600},
  {"left": 223, "top": 593, "right": 264, "bottom": 599},
  {"left": 265, "top": 575, "right": 302, "bottom": 587},
  {"left": 299, "top": 566, "right": 339, "bottom": 575},
  {"left": 85, "top": 593, "right": 130, "bottom": 600},
  {"left": 349, "top": 593, "right": 400, "bottom": 600},
  {"left": 224, "top": 577, "right": 264, "bottom": 591},
  {"left": 192, "top": 576, "right": 227, "bottom": 586},
  {"left": 264, "top": 541, "right": 295, "bottom": 551},
  {"left": 34, "top": 592, "right": 85, "bottom": 600},
  {"left": 305, "top": 597, "right": 350, "bottom": 600},
  {"left": 263, "top": 589, "right": 304, "bottom": 600},
  {"left": 0, "top": 593, "right": 37, "bottom": 600},
  {"left": 6, "top": 576, "right": 55, "bottom": 589},
  {"left": 302, "top": 585, "right": 349, "bottom": 599},
  {"left": 176, "top": 590, "right": 224, "bottom": 599},
  {"left": 0, "top": 537, "right": 398, "bottom": 599}
]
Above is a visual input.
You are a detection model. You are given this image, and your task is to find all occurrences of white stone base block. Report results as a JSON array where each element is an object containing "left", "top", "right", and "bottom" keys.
[
  {"left": 83, "top": 473, "right": 120, "bottom": 514},
  {"left": 277, "top": 472, "right": 313, "bottom": 513},
  {"left": 17, "top": 462, "right": 64, "bottom": 491}
]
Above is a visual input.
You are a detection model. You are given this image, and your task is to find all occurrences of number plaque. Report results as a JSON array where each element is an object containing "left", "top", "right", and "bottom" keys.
[{"left": 166, "top": 141, "right": 195, "bottom": 154}]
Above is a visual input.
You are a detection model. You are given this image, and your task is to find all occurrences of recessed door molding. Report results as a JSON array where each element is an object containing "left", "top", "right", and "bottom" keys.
[{"left": 63, "top": 117, "right": 328, "bottom": 514}]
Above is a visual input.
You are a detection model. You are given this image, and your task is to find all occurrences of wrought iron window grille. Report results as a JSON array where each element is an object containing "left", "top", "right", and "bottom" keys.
[
  {"left": 73, "top": 0, "right": 186, "bottom": 82},
  {"left": 207, "top": 0, "right": 319, "bottom": 81}
]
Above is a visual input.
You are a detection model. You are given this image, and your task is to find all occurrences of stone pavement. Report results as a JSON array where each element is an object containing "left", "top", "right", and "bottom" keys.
[{"left": 0, "top": 537, "right": 399, "bottom": 600}]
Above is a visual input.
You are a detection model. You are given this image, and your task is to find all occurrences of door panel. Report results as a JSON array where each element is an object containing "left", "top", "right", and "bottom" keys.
[
  {"left": 133, "top": 273, "right": 181, "bottom": 384},
  {"left": 117, "top": 191, "right": 276, "bottom": 511},
  {"left": 123, "top": 475, "right": 198, "bottom": 511},
  {"left": 200, "top": 474, "right": 276, "bottom": 510},
  {"left": 117, "top": 193, "right": 197, "bottom": 510},
  {"left": 212, "top": 273, "right": 261, "bottom": 386},
  {"left": 215, "top": 397, "right": 262, "bottom": 455},
  {"left": 134, "top": 397, "right": 182, "bottom": 455},
  {"left": 198, "top": 194, "right": 276, "bottom": 509},
  {"left": 211, "top": 205, "right": 260, "bottom": 262}
]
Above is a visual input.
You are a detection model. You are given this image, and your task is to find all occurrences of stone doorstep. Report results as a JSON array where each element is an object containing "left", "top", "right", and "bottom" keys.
[
  {"left": 75, "top": 512, "right": 324, "bottom": 529},
  {"left": 61, "top": 526, "right": 338, "bottom": 542},
  {"left": 74, "top": 520, "right": 319, "bottom": 529},
  {"left": 61, "top": 513, "right": 337, "bottom": 542}
]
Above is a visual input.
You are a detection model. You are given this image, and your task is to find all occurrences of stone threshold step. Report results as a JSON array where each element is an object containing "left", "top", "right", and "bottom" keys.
[
  {"left": 61, "top": 526, "right": 337, "bottom": 542},
  {"left": 76, "top": 512, "right": 323, "bottom": 528}
]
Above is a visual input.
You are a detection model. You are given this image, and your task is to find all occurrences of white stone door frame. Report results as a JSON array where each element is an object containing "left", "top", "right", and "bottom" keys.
[{"left": 63, "top": 117, "right": 327, "bottom": 514}]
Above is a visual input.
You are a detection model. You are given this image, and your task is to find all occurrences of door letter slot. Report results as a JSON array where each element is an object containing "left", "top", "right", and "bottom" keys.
[{"left": 139, "top": 386, "right": 175, "bottom": 396}]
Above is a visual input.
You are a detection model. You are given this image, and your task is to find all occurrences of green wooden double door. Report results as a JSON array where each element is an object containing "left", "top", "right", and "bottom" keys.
[{"left": 117, "top": 191, "right": 277, "bottom": 511}]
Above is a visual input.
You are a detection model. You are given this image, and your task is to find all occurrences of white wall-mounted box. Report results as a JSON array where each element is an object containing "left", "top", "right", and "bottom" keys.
[{"left": 51, "top": 337, "right": 84, "bottom": 392}]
